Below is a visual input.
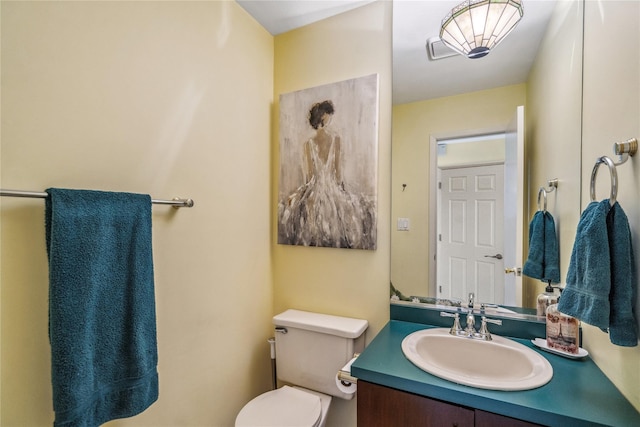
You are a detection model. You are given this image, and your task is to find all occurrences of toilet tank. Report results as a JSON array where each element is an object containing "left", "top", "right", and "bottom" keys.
[{"left": 273, "top": 309, "right": 368, "bottom": 400}]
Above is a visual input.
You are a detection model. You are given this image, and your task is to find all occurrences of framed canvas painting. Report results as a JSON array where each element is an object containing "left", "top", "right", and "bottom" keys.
[{"left": 277, "top": 74, "right": 379, "bottom": 250}]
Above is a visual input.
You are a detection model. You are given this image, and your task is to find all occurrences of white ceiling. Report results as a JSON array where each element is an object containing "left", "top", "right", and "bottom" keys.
[
  {"left": 236, "top": 0, "right": 557, "bottom": 104},
  {"left": 236, "top": 0, "right": 377, "bottom": 35}
]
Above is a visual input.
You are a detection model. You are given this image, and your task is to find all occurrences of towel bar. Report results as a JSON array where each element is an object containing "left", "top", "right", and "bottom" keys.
[{"left": 0, "top": 189, "right": 194, "bottom": 208}]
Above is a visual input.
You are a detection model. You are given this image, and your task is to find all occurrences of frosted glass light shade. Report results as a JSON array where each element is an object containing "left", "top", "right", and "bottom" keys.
[{"left": 440, "top": 0, "right": 524, "bottom": 59}]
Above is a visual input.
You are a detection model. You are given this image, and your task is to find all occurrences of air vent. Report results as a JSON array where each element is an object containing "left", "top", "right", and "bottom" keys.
[{"left": 426, "top": 37, "right": 458, "bottom": 61}]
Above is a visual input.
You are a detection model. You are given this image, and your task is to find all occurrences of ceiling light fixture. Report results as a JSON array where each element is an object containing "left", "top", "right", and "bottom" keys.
[{"left": 440, "top": 0, "right": 524, "bottom": 59}]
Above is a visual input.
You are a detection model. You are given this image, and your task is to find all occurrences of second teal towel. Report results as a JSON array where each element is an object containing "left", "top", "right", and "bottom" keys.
[
  {"left": 523, "top": 210, "right": 561, "bottom": 283},
  {"left": 559, "top": 200, "right": 637, "bottom": 346}
]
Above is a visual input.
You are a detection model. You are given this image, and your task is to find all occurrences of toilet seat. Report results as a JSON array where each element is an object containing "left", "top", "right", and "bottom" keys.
[{"left": 235, "top": 386, "right": 322, "bottom": 427}]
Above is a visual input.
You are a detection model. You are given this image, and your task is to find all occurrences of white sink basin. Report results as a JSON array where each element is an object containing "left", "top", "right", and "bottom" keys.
[{"left": 401, "top": 328, "right": 553, "bottom": 391}]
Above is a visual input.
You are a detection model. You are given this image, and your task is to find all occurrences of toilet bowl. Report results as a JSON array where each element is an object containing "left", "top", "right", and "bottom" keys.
[
  {"left": 235, "top": 386, "right": 331, "bottom": 427},
  {"left": 235, "top": 310, "right": 367, "bottom": 427}
]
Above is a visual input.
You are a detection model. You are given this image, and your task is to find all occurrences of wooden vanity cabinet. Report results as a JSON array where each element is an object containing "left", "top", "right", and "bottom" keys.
[{"left": 357, "top": 380, "right": 542, "bottom": 427}]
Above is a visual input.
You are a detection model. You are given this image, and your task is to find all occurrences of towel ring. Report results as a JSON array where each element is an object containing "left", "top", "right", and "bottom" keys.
[
  {"left": 590, "top": 156, "right": 617, "bottom": 206},
  {"left": 536, "top": 179, "right": 557, "bottom": 212},
  {"left": 537, "top": 187, "right": 548, "bottom": 212}
]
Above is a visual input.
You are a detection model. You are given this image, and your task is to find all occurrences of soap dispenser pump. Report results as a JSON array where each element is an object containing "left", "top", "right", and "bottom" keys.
[{"left": 537, "top": 281, "right": 560, "bottom": 316}]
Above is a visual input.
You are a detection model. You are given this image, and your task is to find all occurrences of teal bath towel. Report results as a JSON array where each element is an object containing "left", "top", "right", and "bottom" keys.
[
  {"left": 522, "top": 211, "right": 561, "bottom": 283},
  {"left": 45, "top": 188, "right": 159, "bottom": 426},
  {"left": 559, "top": 200, "right": 612, "bottom": 329},
  {"left": 606, "top": 202, "right": 638, "bottom": 346},
  {"left": 559, "top": 199, "right": 638, "bottom": 346}
]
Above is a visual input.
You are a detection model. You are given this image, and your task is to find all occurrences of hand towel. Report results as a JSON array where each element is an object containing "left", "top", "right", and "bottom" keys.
[
  {"left": 523, "top": 211, "right": 545, "bottom": 279},
  {"left": 606, "top": 202, "right": 638, "bottom": 346},
  {"left": 522, "top": 211, "right": 561, "bottom": 283},
  {"left": 542, "top": 211, "right": 561, "bottom": 283},
  {"left": 45, "top": 188, "right": 158, "bottom": 426},
  {"left": 558, "top": 200, "right": 612, "bottom": 329}
]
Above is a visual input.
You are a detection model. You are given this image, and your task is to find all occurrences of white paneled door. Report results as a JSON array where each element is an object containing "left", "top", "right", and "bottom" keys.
[{"left": 438, "top": 164, "right": 505, "bottom": 304}]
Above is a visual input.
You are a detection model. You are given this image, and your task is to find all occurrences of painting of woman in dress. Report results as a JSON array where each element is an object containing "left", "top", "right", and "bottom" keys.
[{"left": 278, "top": 74, "right": 378, "bottom": 250}]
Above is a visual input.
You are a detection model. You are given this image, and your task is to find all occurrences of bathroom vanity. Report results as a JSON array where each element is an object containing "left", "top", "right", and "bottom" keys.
[
  {"left": 358, "top": 380, "right": 538, "bottom": 427},
  {"left": 351, "top": 303, "right": 640, "bottom": 427}
]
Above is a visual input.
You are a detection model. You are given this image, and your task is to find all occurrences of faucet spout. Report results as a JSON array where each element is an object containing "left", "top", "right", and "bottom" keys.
[{"left": 465, "top": 311, "right": 476, "bottom": 335}]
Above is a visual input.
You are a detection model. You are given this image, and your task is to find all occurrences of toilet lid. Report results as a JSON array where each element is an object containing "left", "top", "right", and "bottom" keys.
[{"left": 236, "top": 386, "right": 322, "bottom": 427}]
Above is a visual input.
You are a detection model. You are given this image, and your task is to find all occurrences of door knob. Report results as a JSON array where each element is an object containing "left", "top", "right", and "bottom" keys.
[
  {"left": 484, "top": 254, "right": 503, "bottom": 260},
  {"left": 505, "top": 267, "right": 522, "bottom": 276}
]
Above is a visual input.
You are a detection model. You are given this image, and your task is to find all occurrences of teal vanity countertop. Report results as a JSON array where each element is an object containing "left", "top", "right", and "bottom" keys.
[{"left": 351, "top": 320, "right": 640, "bottom": 426}]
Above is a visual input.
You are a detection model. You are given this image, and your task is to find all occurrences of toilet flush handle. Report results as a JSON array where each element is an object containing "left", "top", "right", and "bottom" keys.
[{"left": 275, "top": 327, "right": 288, "bottom": 334}]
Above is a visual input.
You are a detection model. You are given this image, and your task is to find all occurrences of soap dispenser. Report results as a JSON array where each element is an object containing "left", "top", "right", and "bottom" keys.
[
  {"left": 546, "top": 301, "right": 580, "bottom": 354},
  {"left": 536, "top": 281, "right": 560, "bottom": 316}
]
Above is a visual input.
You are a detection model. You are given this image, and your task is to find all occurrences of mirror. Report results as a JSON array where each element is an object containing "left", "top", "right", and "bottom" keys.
[{"left": 390, "top": 0, "right": 584, "bottom": 313}]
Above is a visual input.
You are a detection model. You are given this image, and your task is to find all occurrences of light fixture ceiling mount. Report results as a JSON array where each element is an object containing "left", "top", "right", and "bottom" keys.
[{"left": 440, "top": 0, "right": 524, "bottom": 59}]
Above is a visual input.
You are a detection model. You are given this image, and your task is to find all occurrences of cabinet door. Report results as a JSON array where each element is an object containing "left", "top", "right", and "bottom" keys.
[
  {"left": 357, "top": 380, "right": 474, "bottom": 427},
  {"left": 475, "top": 410, "right": 542, "bottom": 427}
]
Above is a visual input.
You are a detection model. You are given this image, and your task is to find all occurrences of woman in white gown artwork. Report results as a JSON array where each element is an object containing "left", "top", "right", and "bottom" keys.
[{"left": 278, "top": 100, "right": 376, "bottom": 250}]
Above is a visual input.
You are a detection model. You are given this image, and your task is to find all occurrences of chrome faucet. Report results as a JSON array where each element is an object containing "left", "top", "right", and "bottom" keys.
[
  {"left": 440, "top": 310, "right": 502, "bottom": 341},
  {"left": 465, "top": 293, "right": 476, "bottom": 335}
]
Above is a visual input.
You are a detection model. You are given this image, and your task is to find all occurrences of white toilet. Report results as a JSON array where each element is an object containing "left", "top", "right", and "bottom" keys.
[{"left": 235, "top": 309, "right": 368, "bottom": 427}]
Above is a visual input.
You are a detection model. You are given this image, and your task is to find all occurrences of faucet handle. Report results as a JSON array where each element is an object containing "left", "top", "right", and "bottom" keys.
[
  {"left": 440, "top": 311, "right": 458, "bottom": 318},
  {"left": 478, "top": 316, "right": 503, "bottom": 341},
  {"left": 440, "top": 311, "right": 463, "bottom": 335},
  {"left": 483, "top": 316, "right": 502, "bottom": 326}
]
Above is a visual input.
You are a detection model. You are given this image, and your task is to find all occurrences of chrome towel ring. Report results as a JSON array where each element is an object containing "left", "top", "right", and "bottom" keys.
[
  {"left": 537, "top": 178, "right": 558, "bottom": 212},
  {"left": 589, "top": 138, "right": 637, "bottom": 207},
  {"left": 590, "top": 156, "right": 618, "bottom": 206},
  {"left": 537, "top": 187, "right": 548, "bottom": 212}
]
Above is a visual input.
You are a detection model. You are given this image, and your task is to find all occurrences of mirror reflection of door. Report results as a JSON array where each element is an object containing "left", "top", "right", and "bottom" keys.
[
  {"left": 438, "top": 164, "right": 505, "bottom": 304},
  {"left": 433, "top": 106, "right": 524, "bottom": 307},
  {"left": 437, "top": 144, "right": 505, "bottom": 304}
]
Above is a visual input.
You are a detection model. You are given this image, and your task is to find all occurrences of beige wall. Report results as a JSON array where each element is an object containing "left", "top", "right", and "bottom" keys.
[
  {"left": 525, "top": 0, "right": 583, "bottom": 307},
  {"left": 1, "top": 1, "right": 275, "bottom": 425},
  {"left": 272, "top": 2, "right": 392, "bottom": 426},
  {"left": 580, "top": 0, "right": 640, "bottom": 410},
  {"left": 391, "top": 84, "right": 526, "bottom": 298},
  {"left": 528, "top": 0, "right": 639, "bottom": 410}
]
